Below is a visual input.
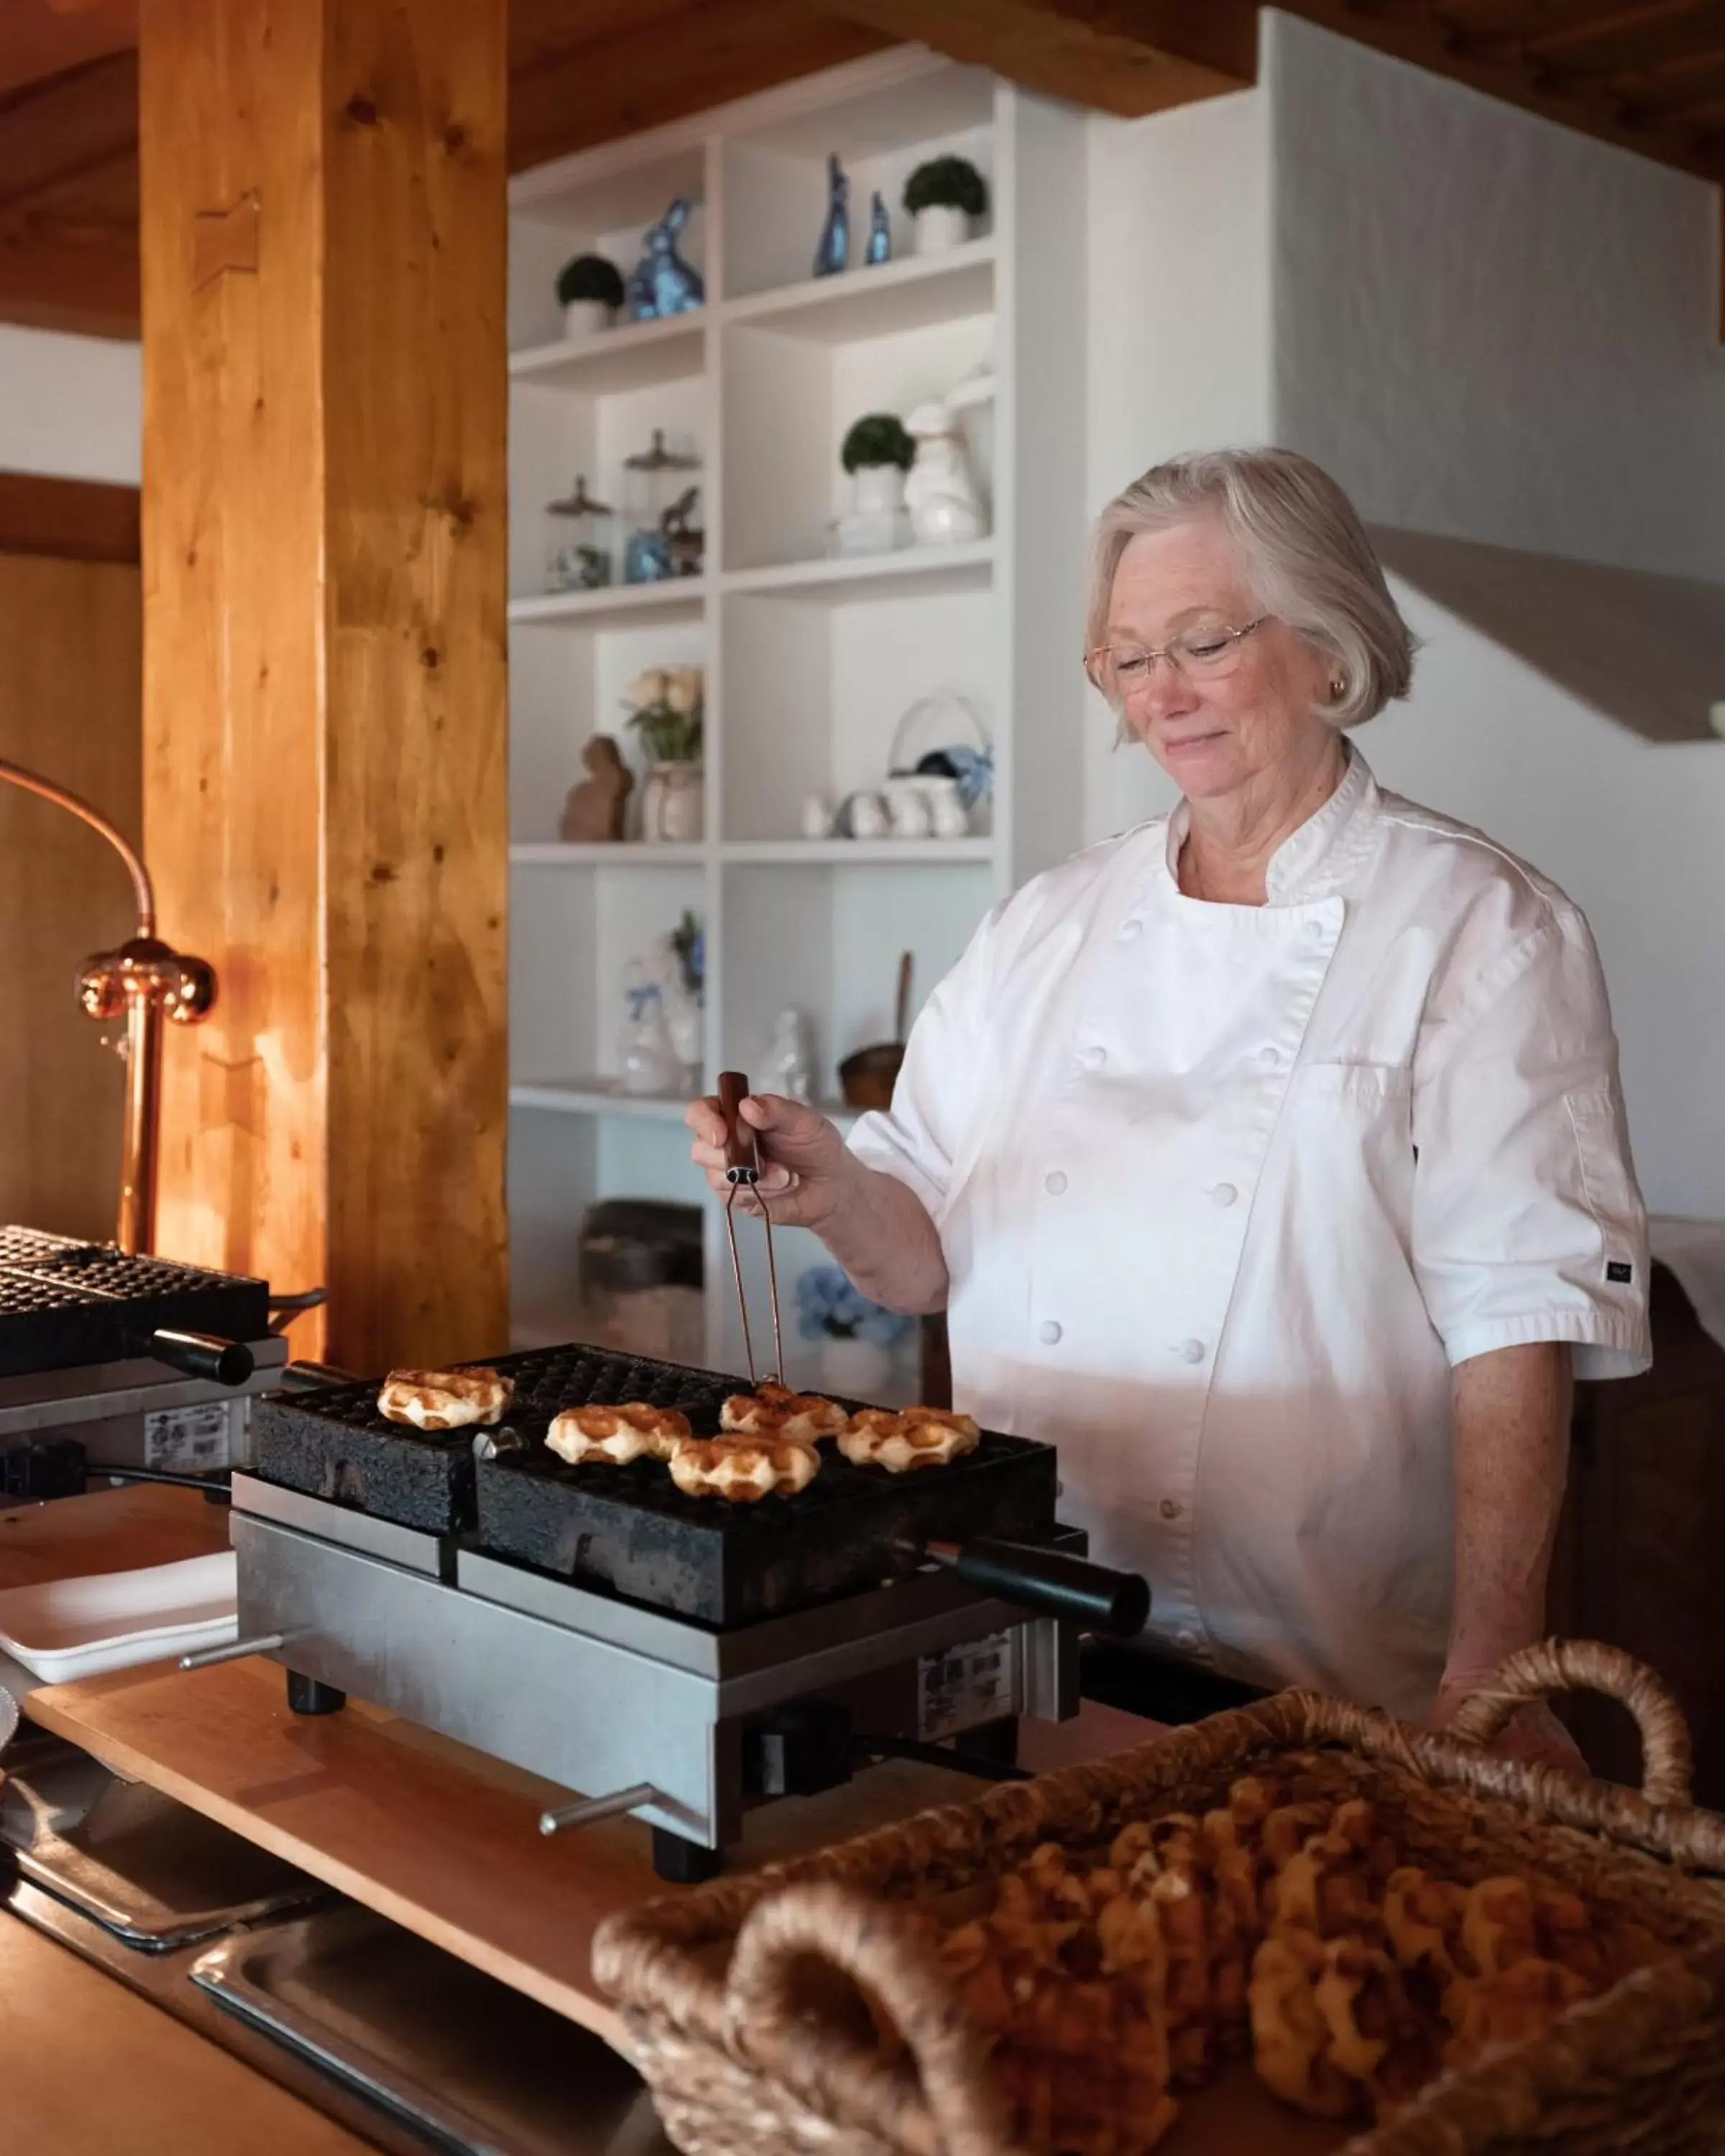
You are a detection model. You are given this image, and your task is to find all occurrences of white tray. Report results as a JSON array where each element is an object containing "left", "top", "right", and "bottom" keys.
[{"left": 0, "top": 1552, "right": 237, "bottom": 1683}]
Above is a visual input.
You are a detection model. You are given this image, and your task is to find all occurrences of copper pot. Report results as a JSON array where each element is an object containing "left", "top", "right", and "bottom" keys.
[{"left": 839, "top": 951, "right": 911, "bottom": 1111}]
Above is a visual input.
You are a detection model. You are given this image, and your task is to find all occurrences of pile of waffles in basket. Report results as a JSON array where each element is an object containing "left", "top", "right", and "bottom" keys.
[
  {"left": 376, "top": 1369, "right": 978, "bottom": 1501},
  {"left": 900, "top": 1746, "right": 1667, "bottom": 2156}
]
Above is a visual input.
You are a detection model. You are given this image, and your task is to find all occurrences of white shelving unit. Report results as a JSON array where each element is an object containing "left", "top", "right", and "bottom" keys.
[{"left": 505, "top": 47, "right": 1088, "bottom": 1381}]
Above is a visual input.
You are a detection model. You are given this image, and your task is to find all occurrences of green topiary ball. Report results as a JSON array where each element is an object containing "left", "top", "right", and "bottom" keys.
[
  {"left": 903, "top": 155, "right": 988, "bottom": 219},
  {"left": 556, "top": 253, "right": 625, "bottom": 308},
  {"left": 841, "top": 413, "right": 916, "bottom": 474}
]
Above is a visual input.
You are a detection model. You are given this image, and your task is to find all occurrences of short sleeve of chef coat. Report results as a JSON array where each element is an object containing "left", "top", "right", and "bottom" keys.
[
  {"left": 1410, "top": 908, "right": 1651, "bottom": 1380},
  {"left": 845, "top": 902, "right": 1005, "bottom": 1229}
]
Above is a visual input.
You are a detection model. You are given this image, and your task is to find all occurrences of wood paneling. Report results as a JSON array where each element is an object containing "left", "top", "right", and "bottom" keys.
[
  {"left": 0, "top": 221, "right": 137, "bottom": 338},
  {"left": 0, "top": 471, "right": 139, "bottom": 563},
  {"left": 139, "top": 0, "right": 508, "bottom": 1369},
  {"left": 0, "top": 549, "right": 140, "bottom": 1245}
]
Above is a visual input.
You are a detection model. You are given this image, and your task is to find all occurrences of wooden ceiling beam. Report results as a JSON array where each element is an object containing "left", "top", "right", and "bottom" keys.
[
  {"left": 814, "top": 0, "right": 1256, "bottom": 116},
  {"left": 0, "top": 220, "right": 138, "bottom": 336},
  {"left": 508, "top": 0, "right": 889, "bottom": 172},
  {"left": 0, "top": 50, "right": 137, "bottom": 216},
  {"left": 1457, "top": 0, "right": 1721, "bottom": 65},
  {"left": 0, "top": 471, "right": 138, "bottom": 563}
]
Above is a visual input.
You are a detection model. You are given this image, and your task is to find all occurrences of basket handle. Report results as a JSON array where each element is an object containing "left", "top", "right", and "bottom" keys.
[
  {"left": 1447, "top": 1638, "right": 1694, "bottom": 1807},
  {"left": 723, "top": 1879, "right": 1016, "bottom": 2156}
]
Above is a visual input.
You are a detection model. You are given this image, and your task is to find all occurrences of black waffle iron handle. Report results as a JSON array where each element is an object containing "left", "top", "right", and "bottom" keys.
[
  {"left": 923, "top": 1537, "right": 1149, "bottom": 1638},
  {"left": 143, "top": 1328, "right": 254, "bottom": 1388}
]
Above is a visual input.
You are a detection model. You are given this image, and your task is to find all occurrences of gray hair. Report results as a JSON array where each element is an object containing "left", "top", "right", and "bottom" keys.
[{"left": 1087, "top": 448, "right": 1417, "bottom": 728}]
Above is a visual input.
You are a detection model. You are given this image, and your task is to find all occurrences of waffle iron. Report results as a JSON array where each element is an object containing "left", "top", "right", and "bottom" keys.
[{"left": 199, "top": 1343, "right": 1149, "bottom": 1880}]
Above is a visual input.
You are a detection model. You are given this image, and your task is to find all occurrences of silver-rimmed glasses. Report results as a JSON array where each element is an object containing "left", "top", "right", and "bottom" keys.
[{"left": 1085, "top": 615, "right": 1272, "bottom": 704}]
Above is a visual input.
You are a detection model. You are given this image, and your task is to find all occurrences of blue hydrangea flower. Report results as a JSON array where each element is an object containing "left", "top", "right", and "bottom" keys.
[
  {"left": 795, "top": 1263, "right": 914, "bottom": 1346},
  {"left": 943, "top": 742, "right": 994, "bottom": 811}
]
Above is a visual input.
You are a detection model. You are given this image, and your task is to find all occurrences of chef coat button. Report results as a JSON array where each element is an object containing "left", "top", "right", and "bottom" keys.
[
  {"left": 1259, "top": 1044, "right": 1283, "bottom": 1067},
  {"left": 1080, "top": 1045, "right": 1107, "bottom": 1072},
  {"left": 1303, "top": 918, "right": 1326, "bottom": 942},
  {"left": 1210, "top": 1182, "right": 1238, "bottom": 1207},
  {"left": 1039, "top": 1319, "right": 1063, "bottom": 1346},
  {"left": 1118, "top": 917, "right": 1144, "bottom": 941},
  {"left": 1176, "top": 1627, "right": 1200, "bottom": 1650},
  {"left": 1159, "top": 1497, "right": 1182, "bottom": 1521},
  {"left": 1177, "top": 1337, "right": 1206, "bottom": 1364},
  {"left": 1044, "top": 1171, "right": 1068, "bottom": 1197}
]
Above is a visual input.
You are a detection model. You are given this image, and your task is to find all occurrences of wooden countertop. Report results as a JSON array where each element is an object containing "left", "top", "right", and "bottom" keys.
[
  {"left": 6, "top": 1488, "right": 1162, "bottom": 2053},
  {"left": 0, "top": 1915, "right": 373, "bottom": 2156}
]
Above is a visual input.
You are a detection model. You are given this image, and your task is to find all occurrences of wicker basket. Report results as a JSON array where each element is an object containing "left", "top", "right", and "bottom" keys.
[{"left": 594, "top": 1641, "right": 1725, "bottom": 2156}]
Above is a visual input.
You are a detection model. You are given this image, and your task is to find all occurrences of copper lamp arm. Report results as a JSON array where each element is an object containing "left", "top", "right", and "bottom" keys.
[{"left": 0, "top": 755, "right": 155, "bottom": 934}]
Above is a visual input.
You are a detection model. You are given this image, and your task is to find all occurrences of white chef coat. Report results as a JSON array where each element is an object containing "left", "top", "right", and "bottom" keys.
[{"left": 849, "top": 747, "right": 1650, "bottom": 1720}]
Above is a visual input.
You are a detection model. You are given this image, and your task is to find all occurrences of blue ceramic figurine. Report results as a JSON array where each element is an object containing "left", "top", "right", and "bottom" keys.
[
  {"left": 814, "top": 153, "right": 849, "bottom": 277},
  {"left": 865, "top": 190, "right": 891, "bottom": 265},
  {"left": 625, "top": 198, "right": 704, "bottom": 321}
]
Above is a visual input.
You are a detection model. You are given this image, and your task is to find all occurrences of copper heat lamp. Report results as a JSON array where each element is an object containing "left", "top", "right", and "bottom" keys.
[{"left": 0, "top": 756, "right": 216, "bottom": 1255}]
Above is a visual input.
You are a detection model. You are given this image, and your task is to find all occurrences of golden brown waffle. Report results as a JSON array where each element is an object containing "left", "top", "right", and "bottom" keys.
[{"left": 377, "top": 1365, "right": 512, "bottom": 1431}]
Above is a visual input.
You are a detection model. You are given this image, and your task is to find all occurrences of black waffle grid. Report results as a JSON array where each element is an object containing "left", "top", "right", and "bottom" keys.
[
  {"left": 275, "top": 1341, "right": 1045, "bottom": 1521},
  {"left": 0, "top": 1225, "right": 270, "bottom": 1378}
]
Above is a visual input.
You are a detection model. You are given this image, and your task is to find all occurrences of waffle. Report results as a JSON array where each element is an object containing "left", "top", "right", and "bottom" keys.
[
  {"left": 837, "top": 1406, "right": 981, "bottom": 1473},
  {"left": 669, "top": 1435, "right": 824, "bottom": 1503},
  {"left": 929, "top": 1763, "right": 1641, "bottom": 2148},
  {"left": 544, "top": 1402, "right": 692, "bottom": 1466},
  {"left": 719, "top": 1382, "right": 845, "bottom": 1445},
  {"left": 377, "top": 1365, "right": 512, "bottom": 1432}
]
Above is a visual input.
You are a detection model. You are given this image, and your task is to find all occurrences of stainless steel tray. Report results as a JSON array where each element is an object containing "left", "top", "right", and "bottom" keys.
[
  {"left": 1, "top": 1728, "right": 326, "bottom": 1948},
  {"left": 193, "top": 1904, "right": 672, "bottom": 2155}
]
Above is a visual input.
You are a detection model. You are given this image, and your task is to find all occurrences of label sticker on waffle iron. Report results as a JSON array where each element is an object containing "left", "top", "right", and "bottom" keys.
[
  {"left": 146, "top": 1400, "right": 236, "bottom": 1471},
  {"left": 918, "top": 1629, "right": 1015, "bottom": 1740}
]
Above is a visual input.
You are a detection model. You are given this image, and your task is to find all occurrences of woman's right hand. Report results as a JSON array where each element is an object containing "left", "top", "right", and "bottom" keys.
[{"left": 686, "top": 1091, "right": 852, "bottom": 1230}]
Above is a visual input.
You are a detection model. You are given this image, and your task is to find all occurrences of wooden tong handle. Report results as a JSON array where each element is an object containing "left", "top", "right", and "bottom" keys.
[{"left": 717, "top": 1071, "right": 758, "bottom": 1183}]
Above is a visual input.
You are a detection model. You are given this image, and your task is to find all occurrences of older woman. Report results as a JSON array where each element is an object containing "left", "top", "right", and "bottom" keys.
[{"left": 689, "top": 449, "right": 1649, "bottom": 1756}]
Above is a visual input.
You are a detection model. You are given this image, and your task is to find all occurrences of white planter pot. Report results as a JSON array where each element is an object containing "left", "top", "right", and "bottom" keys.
[
  {"left": 641, "top": 761, "right": 704, "bottom": 843},
  {"left": 912, "top": 205, "right": 970, "bottom": 255},
  {"left": 819, "top": 1334, "right": 894, "bottom": 1404},
  {"left": 563, "top": 298, "right": 613, "bottom": 339},
  {"left": 852, "top": 464, "right": 906, "bottom": 515},
  {"left": 836, "top": 464, "right": 908, "bottom": 558}
]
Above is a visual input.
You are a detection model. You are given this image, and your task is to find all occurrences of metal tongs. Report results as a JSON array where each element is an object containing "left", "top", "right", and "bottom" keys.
[{"left": 717, "top": 1069, "right": 783, "bottom": 1387}]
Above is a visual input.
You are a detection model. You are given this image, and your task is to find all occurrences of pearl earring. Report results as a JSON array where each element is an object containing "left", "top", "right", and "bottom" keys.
[{"left": 1330, "top": 677, "right": 1346, "bottom": 698}]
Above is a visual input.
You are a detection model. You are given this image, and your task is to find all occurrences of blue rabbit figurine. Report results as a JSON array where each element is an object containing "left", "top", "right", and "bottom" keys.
[
  {"left": 625, "top": 197, "right": 704, "bottom": 321},
  {"left": 814, "top": 154, "right": 849, "bottom": 278},
  {"left": 865, "top": 190, "right": 891, "bottom": 265}
]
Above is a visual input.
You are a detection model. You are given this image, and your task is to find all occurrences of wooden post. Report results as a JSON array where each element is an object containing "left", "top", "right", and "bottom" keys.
[{"left": 138, "top": 0, "right": 508, "bottom": 1369}]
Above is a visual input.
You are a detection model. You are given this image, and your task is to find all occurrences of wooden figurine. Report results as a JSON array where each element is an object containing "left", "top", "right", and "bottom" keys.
[{"left": 559, "top": 734, "right": 633, "bottom": 842}]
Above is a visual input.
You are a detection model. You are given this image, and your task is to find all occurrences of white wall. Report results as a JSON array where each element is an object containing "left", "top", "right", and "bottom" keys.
[
  {"left": 1265, "top": 9, "right": 1725, "bottom": 582},
  {"left": 1366, "top": 587, "right": 1725, "bottom": 1219},
  {"left": 1082, "top": 88, "right": 1271, "bottom": 842},
  {"left": 0, "top": 327, "right": 141, "bottom": 486}
]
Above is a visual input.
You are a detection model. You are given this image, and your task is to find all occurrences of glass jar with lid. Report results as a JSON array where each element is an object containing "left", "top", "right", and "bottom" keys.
[
  {"left": 544, "top": 474, "right": 615, "bottom": 592},
  {"left": 622, "top": 430, "right": 702, "bottom": 584}
]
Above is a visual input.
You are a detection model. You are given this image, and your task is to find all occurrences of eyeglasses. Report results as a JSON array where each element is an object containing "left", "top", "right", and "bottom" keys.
[{"left": 1084, "top": 616, "right": 1272, "bottom": 704}]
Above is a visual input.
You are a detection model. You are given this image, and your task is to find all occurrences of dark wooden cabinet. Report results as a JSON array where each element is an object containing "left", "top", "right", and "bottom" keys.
[{"left": 1548, "top": 1263, "right": 1725, "bottom": 1809}]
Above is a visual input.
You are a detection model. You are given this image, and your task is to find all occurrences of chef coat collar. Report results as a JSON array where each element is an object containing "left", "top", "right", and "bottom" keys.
[{"left": 1161, "top": 740, "right": 1383, "bottom": 904}]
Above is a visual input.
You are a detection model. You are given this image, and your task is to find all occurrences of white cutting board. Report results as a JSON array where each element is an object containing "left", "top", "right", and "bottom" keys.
[{"left": 0, "top": 1552, "right": 237, "bottom": 1683}]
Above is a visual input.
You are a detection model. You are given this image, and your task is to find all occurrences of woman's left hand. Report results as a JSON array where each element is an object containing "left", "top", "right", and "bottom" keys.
[{"left": 1428, "top": 1675, "right": 1591, "bottom": 1779}]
